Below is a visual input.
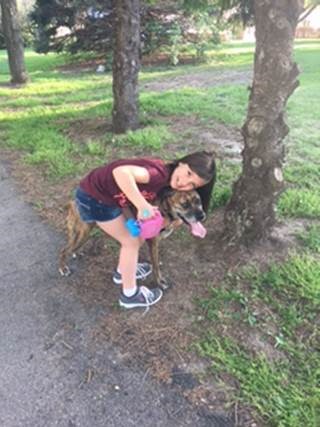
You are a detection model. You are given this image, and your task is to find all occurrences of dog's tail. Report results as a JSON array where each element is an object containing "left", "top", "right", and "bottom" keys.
[{"left": 58, "top": 201, "right": 93, "bottom": 276}]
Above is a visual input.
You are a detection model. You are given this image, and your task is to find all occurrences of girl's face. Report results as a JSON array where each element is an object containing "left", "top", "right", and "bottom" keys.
[{"left": 170, "top": 162, "right": 206, "bottom": 191}]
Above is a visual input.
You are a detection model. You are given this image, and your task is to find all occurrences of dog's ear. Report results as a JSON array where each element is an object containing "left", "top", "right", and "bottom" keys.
[{"left": 158, "top": 186, "right": 174, "bottom": 201}]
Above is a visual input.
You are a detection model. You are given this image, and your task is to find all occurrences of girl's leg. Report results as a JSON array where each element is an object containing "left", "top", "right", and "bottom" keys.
[{"left": 96, "top": 214, "right": 141, "bottom": 293}]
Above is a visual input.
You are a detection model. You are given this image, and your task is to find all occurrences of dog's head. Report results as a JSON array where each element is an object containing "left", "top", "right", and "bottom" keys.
[{"left": 158, "top": 187, "right": 206, "bottom": 226}]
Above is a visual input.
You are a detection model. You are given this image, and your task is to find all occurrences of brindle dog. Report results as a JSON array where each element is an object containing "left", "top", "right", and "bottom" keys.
[{"left": 58, "top": 188, "right": 206, "bottom": 290}]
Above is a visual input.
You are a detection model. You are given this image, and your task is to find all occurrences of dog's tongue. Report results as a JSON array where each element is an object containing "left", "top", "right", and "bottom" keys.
[{"left": 190, "top": 222, "right": 207, "bottom": 238}]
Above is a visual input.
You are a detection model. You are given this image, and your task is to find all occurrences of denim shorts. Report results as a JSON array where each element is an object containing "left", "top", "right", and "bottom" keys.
[{"left": 75, "top": 187, "right": 122, "bottom": 223}]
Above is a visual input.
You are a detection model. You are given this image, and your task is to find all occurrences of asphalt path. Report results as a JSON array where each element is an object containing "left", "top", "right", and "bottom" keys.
[{"left": 0, "top": 159, "right": 233, "bottom": 427}]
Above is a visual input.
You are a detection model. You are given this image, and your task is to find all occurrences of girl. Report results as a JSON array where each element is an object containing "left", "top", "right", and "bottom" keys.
[{"left": 75, "top": 151, "right": 216, "bottom": 309}]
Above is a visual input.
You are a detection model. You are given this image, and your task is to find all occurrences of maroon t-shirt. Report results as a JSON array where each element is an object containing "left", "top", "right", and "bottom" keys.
[{"left": 79, "top": 158, "right": 170, "bottom": 208}]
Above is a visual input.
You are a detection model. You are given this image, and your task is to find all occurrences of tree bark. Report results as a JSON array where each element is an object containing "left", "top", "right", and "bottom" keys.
[
  {"left": 112, "top": 0, "right": 140, "bottom": 133},
  {"left": 0, "top": 0, "right": 28, "bottom": 84},
  {"left": 224, "top": 0, "right": 304, "bottom": 245}
]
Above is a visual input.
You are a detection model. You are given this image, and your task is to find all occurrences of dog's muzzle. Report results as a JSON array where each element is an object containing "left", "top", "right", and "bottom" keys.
[{"left": 178, "top": 211, "right": 206, "bottom": 225}]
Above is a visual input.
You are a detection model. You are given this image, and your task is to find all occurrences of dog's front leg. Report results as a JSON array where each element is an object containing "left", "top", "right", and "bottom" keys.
[{"left": 147, "top": 237, "right": 172, "bottom": 291}]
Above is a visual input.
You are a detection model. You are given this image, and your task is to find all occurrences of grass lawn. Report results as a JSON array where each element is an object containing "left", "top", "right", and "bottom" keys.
[{"left": 0, "top": 40, "right": 319, "bottom": 426}]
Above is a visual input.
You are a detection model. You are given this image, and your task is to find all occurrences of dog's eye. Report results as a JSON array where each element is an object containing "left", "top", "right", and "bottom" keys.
[{"left": 182, "top": 202, "right": 190, "bottom": 209}]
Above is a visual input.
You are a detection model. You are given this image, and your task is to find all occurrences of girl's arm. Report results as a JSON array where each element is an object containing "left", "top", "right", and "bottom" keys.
[{"left": 112, "top": 165, "right": 158, "bottom": 219}]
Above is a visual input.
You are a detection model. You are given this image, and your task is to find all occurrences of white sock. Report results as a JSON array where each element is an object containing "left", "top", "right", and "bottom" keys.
[{"left": 123, "top": 287, "right": 138, "bottom": 298}]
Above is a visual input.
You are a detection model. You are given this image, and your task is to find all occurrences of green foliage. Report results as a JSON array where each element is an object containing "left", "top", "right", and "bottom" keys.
[
  {"left": 142, "top": 8, "right": 225, "bottom": 65},
  {"left": 85, "top": 141, "right": 106, "bottom": 156},
  {"left": 141, "top": 85, "right": 247, "bottom": 124},
  {"left": 30, "top": 0, "right": 113, "bottom": 54},
  {"left": 197, "top": 252, "right": 320, "bottom": 426},
  {"left": 3, "top": 114, "right": 77, "bottom": 178},
  {"left": 26, "top": 149, "right": 77, "bottom": 178},
  {"left": 168, "top": 22, "right": 183, "bottom": 66},
  {"left": 297, "top": 224, "right": 320, "bottom": 253},
  {"left": 198, "top": 334, "right": 319, "bottom": 427},
  {"left": 284, "top": 163, "right": 320, "bottom": 190},
  {"left": 0, "top": 0, "right": 35, "bottom": 48},
  {"left": 30, "top": 1, "right": 224, "bottom": 59},
  {"left": 188, "top": 10, "right": 223, "bottom": 63},
  {"left": 278, "top": 189, "right": 320, "bottom": 219},
  {"left": 113, "top": 125, "right": 174, "bottom": 150},
  {"left": 215, "top": 0, "right": 254, "bottom": 25},
  {"left": 211, "top": 161, "right": 241, "bottom": 209},
  {"left": 248, "top": 253, "right": 320, "bottom": 305}
]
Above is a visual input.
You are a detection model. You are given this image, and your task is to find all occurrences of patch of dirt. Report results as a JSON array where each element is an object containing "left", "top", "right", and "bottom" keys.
[
  {"left": 141, "top": 69, "right": 252, "bottom": 92},
  {"left": 57, "top": 51, "right": 250, "bottom": 76},
  {"left": 63, "top": 114, "right": 244, "bottom": 166},
  {"left": 166, "top": 116, "right": 243, "bottom": 162},
  {"left": 58, "top": 58, "right": 106, "bottom": 74},
  {"left": 142, "top": 53, "right": 200, "bottom": 67},
  {"left": 60, "top": 116, "right": 112, "bottom": 145},
  {"left": 0, "top": 81, "right": 28, "bottom": 89},
  {"left": 58, "top": 54, "right": 252, "bottom": 93}
]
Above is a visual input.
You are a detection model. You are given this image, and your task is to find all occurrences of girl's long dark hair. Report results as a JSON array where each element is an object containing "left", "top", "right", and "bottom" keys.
[{"left": 167, "top": 151, "right": 216, "bottom": 214}]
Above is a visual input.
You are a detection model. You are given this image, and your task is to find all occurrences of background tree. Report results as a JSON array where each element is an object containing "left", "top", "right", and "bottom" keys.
[
  {"left": 112, "top": 0, "right": 141, "bottom": 133},
  {"left": 29, "top": 1, "right": 222, "bottom": 61},
  {"left": 0, "top": 0, "right": 35, "bottom": 48},
  {"left": 0, "top": 0, "right": 28, "bottom": 84},
  {"left": 224, "top": 0, "right": 304, "bottom": 244},
  {"left": 30, "top": 0, "right": 112, "bottom": 54}
]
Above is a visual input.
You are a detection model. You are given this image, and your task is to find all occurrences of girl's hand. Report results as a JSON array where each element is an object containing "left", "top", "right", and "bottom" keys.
[{"left": 137, "top": 202, "right": 158, "bottom": 221}]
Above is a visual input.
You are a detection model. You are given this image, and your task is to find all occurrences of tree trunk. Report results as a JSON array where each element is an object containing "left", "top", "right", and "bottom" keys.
[
  {"left": 112, "top": 0, "right": 140, "bottom": 133},
  {"left": 224, "top": 0, "right": 304, "bottom": 245},
  {"left": 0, "top": 0, "right": 28, "bottom": 84}
]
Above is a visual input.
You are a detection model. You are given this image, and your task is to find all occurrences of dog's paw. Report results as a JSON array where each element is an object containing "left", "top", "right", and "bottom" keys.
[
  {"left": 59, "top": 266, "right": 72, "bottom": 277},
  {"left": 158, "top": 277, "right": 173, "bottom": 291}
]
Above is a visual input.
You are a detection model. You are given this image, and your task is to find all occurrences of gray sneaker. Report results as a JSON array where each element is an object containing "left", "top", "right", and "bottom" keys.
[
  {"left": 113, "top": 262, "right": 152, "bottom": 285},
  {"left": 119, "top": 286, "right": 163, "bottom": 309}
]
